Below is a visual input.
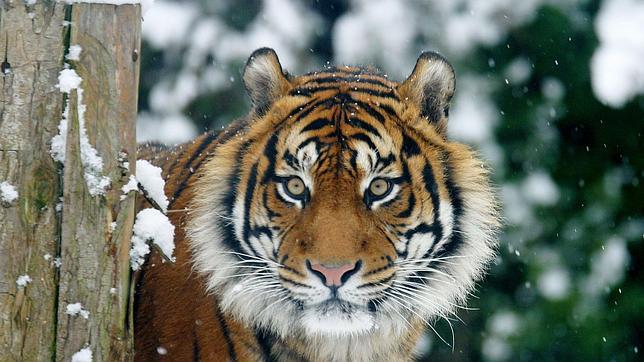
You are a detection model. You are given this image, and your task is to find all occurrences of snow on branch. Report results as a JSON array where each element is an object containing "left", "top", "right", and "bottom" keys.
[
  {"left": 130, "top": 208, "right": 175, "bottom": 270},
  {"left": 134, "top": 160, "right": 169, "bottom": 212}
]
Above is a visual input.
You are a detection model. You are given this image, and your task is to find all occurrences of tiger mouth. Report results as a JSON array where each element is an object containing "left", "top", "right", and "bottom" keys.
[{"left": 310, "top": 299, "right": 365, "bottom": 315}]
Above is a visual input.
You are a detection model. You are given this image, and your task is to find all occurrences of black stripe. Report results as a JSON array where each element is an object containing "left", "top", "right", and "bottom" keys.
[
  {"left": 255, "top": 329, "right": 277, "bottom": 362},
  {"left": 215, "top": 305, "right": 237, "bottom": 362},
  {"left": 355, "top": 99, "right": 386, "bottom": 123},
  {"left": 308, "top": 75, "right": 393, "bottom": 89},
  {"left": 351, "top": 133, "right": 378, "bottom": 151},
  {"left": 242, "top": 162, "right": 263, "bottom": 257},
  {"left": 302, "top": 118, "right": 331, "bottom": 132},
  {"left": 351, "top": 86, "right": 400, "bottom": 100},
  {"left": 346, "top": 116, "right": 381, "bottom": 139},
  {"left": 403, "top": 222, "right": 440, "bottom": 241},
  {"left": 192, "top": 328, "right": 201, "bottom": 362},
  {"left": 184, "top": 132, "right": 218, "bottom": 171},
  {"left": 378, "top": 103, "right": 399, "bottom": 118},
  {"left": 171, "top": 132, "right": 218, "bottom": 201},
  {"left": 356, "top": 273, "right": 395, "bottom": 289},
  {"left": 423, "top": 162, "right": 443, "bottom": 238},
  {"left": 279, "top": 276, "right": 314, "bottom": 288},
  {"left": 290, "top": 85, "right": 399, "bottom": 100},
  {"left": 433, "top": 161, "right": 463, "bottom": 259},
  {"left": 396, "top": 192, "right": 416, "bottom": 218},
  {"left": 220, "top": 141, "right": 253, "bottom": 253},
  {"left": 279, "top": 264, "right": 305, "bottom": 277},
  {"left": 402, "top": 134, "right": 421, "bottom": 156},
  {"left": 261, "top": 132, "right": 281, "bottom": 184}
]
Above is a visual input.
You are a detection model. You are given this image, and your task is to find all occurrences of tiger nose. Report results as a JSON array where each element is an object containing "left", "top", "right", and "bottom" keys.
[{"left": 307, "top": 260, "right": 361, "bottom": 287}]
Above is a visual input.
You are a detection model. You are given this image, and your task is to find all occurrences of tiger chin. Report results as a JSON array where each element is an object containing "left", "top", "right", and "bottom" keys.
[{"left": 134, "top": 48, "right": 500, "bottom": 361}]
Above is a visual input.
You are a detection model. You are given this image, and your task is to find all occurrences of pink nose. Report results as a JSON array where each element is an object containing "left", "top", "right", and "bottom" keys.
[{"left": 308, "top": 261, "right": 359, "bottom": 287}]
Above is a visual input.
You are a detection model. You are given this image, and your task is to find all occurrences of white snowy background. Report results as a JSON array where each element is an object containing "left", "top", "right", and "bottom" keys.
[{"left": 134, "top": 0, "right": 643, "bottom": 360}]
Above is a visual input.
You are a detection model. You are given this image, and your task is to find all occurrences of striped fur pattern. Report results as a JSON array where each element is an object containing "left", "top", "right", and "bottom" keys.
[{"left": 134, "top": 48, "right": 500, "bottom": 361}]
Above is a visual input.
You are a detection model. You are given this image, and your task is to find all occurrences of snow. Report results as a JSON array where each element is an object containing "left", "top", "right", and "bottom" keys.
[
  {"left": 537, "top": 267, "right": 571, "bottom": 301},
  {"left": 141, "top": 0, "right": 320, "bottom": 121},
  {"left": 504, "top": 57, "right": 532, "bottom": 85},
  {"left": 51, "top": 68, "right": 111, "bottom": 196},
  {"left": 55, "top": 69, "right": 82, "bottom": 94},
  {"left": 130, "top": 208, "right": 175, "bottom": 270},
  {"left": 121, "top": 175, "right": 139, "bottom": 200},
  {"left": 137, "top": 113, "right": 197, "bottom": 145},
  {"left": 136, "top": 160, "right": 169, "bottom": 212},
  {"left": 149, "top": 73, "right": 199, "bottom": 115},
  {"left": 448, "top": 76, "right": 498, "bottom": 144},
  {"left": 333, "top": 0, "right": 416, "bottom": 77},
  {"left": 582, "top": 237, "right": 629, "bottom": 297},
  {"left": 482, "top": 336, "right": 511, "bottom": 361},
  {"left": 142, "top": 0, "right": 197, "bottom": 49},
  {"left": 16, "top": 275, "right": 32, "bottom": 287},
  {"left": 156, "top": 346, "right": 168, "bottom": 355},
  {"left": 71, "top": 347, "right": 92, "bottom": 362},
  {"left": 591, "top": 0, "right": 644, "bottom": 107},
  {"left": 0, "top": 181, "right": 18, "bottom": 204},
  {"left": 66, "top": 45, "right": 82, "bottom": 61},
  {"left": 541, "top": 77, "right": 566, "bottom": 101},
  {"left": 521, "top": 171, "right": 560, "bottom": 206},
  {"left": 66, "top": 302, "right": 90, "bottom": 319},
  {"left": 331, "top": 0, "right": 548, "bottom": 77},
  {"left": 501, "top": 184, "right": 532, "bottom": 226},
  {"left": 488, "top": 311, "right": 520, "bottom": 337}
]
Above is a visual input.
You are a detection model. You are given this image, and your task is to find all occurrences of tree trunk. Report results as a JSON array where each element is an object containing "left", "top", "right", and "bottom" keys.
[
  {"left": 0, "top": 2, "right": 141, "bottom": 361},
  {"left": 0, "top": 3, "right": 66, "bottom": 360}
]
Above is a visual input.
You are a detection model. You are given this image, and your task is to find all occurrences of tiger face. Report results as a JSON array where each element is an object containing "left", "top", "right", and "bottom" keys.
[{"left": 188, "top": 48, "right": 499, "bottom": 339}]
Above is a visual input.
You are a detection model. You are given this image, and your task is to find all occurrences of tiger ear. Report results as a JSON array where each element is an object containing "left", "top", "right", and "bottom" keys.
[
  {"left": 243, "top": 48, "right": 292, "bottom": 116},
  {"left": 398, "top": 51, "right": 455, "bottom": 136}
]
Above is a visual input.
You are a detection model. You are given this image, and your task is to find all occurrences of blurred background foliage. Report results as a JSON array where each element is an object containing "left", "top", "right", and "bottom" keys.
[{"left": 136, "top": 0, "right": 643, "bottom": 360}]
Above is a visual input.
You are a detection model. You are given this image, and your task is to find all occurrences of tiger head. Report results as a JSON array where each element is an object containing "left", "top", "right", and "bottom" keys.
[{"left": 188, "top": 48, "right": 499, "bottom": 340}]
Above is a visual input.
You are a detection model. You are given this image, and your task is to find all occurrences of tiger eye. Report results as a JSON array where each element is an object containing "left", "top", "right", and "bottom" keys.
[
  {"left": 286, "top": 177, "right": 305, "bottom": 196},
  {"left": 369, "top": 178, "right": 390, "bottom": 197}
]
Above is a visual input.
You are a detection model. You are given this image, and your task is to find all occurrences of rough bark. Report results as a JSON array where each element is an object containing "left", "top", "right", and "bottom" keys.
[
  {"left": 54, "top": 4, "right": 141, "bottom": 361},
  {"left": 0, "top": 3, "right": 66, "bottom": 361},
  {"left": 0, "top": 2, "right": 141, "bottom": 361}
]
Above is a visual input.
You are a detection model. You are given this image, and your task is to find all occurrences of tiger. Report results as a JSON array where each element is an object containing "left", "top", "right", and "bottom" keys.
[{"left": 134, "top": 47, "right": 500, "bottom": 361}]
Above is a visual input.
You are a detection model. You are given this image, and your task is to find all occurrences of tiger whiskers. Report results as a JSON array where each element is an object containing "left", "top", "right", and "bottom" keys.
[
  {"left": 379, "top": 288, "right": 452, "bottom": 348},
  {"left": 217, "top": 250, "right": 283, "bottom": 266}
]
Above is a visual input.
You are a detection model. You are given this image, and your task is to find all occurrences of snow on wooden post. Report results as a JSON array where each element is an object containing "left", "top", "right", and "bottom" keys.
[
  {"left": 0, "top": 4, "right": 66, "bottom": 361},
  {"left": 54, "top": 3, "right": 141, "bottom": 361}
]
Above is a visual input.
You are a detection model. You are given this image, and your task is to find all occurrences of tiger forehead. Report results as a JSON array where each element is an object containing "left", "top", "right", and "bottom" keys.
[{"left": 293, "top": 66, "right": 399, "bottom": 90}]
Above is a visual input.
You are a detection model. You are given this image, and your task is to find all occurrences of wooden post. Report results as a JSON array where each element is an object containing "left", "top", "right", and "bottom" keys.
[
  {"left": 54, "top": 4, "right": 141, "bottom": 361},
  {"left": 0, "top": 3, "right": 66, "bottom": 361},
  {"left": 0, "top": 2, "right": 141, "bottom": 361}
]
